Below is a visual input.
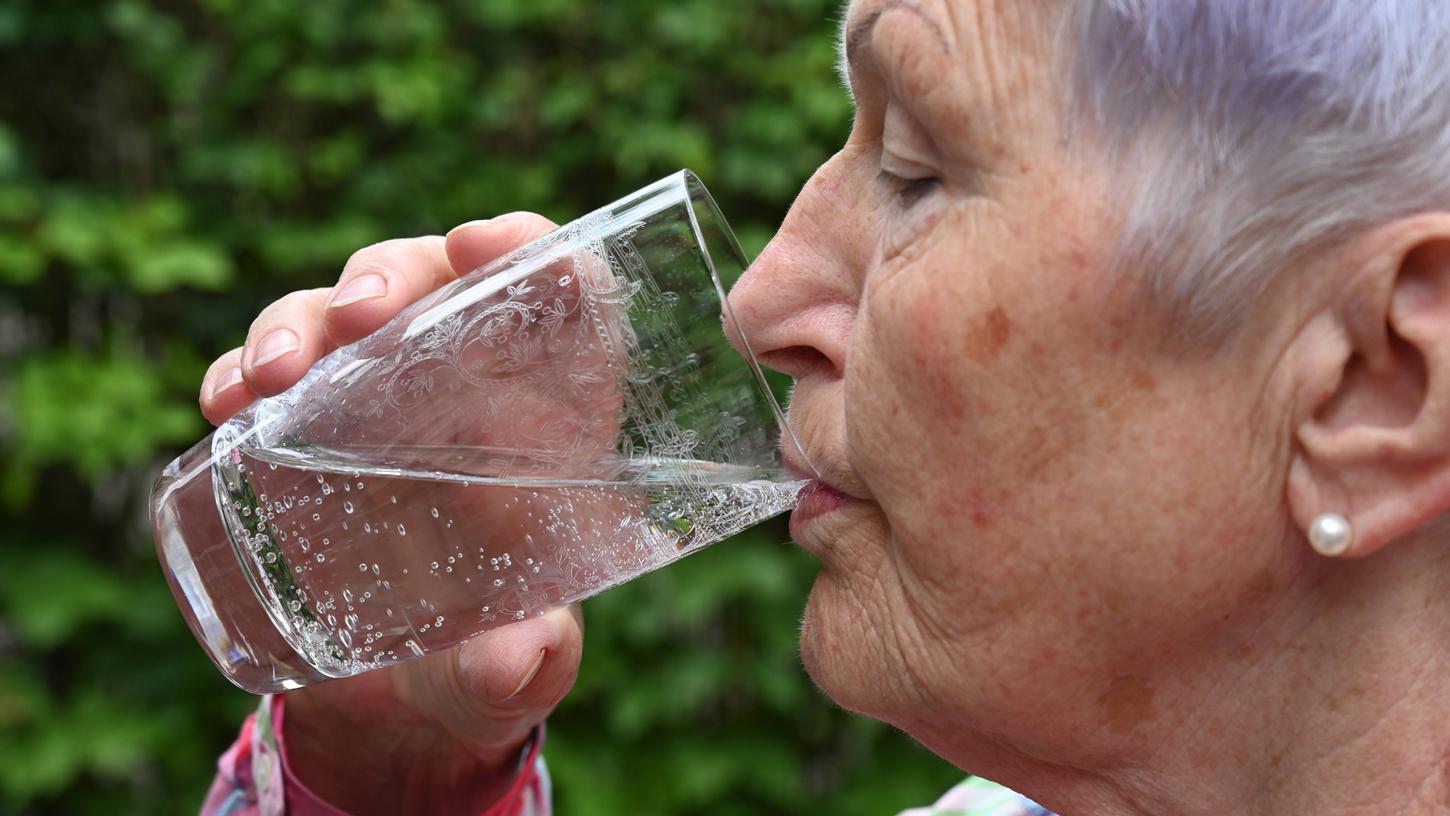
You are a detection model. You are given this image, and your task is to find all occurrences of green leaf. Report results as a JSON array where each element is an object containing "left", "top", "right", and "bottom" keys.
[
  {"left": 123, "top": 240, "right": 234, "bottom": 292},
  {"left": 0, "top": 232, "right": 44, "bottom": 283}
]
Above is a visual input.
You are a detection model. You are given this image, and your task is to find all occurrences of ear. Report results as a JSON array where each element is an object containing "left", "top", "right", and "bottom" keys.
[{"left": 1288, "top": 215, "right": 1450, "bottom": 558}]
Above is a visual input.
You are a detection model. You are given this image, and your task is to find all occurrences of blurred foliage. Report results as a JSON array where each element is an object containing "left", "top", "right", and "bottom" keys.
[{"left": 0, "top": 0, "right": 964, "bottom": 813}]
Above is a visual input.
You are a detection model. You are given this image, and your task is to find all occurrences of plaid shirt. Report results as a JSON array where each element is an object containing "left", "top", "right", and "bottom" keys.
[{"left": 201, "top": 696, "right": 1052, "bottom": 816}]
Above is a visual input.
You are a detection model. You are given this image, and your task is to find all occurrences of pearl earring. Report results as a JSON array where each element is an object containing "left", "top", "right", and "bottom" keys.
[{"left": 1308, "top": 513, "right": 1353, "bottom": 557}]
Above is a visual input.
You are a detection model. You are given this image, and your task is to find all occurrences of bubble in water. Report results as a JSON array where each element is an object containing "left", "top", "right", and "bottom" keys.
[
  {"left": 312, "top": 513, "right": 320, "bottom": 522},
  {"left": 390, "top": 495, "right": 398, "bottom": 504},
  {"left": 435, "top": 616, "right": 444, "bottom": 626},
  {"left": 371, "top": 563, "right": 380, "bottom": 576},
  {"left": 406, "top": 640, "right": 424, "bottom": 657},
  {"left": 288, "top": 599, "right": 301, "bottom": 612},
  {"left": 321, "top": 538, "right": 330, "bottom": 546},
  {"left": 241, "top": 507, "right": 251, "bottom": 517},
  {"left": 343, "top": 589, "right": 353, "bottom": 603},
  {"left": 343, "top": 501, "right": 354, "bottom": 514},
  {"left": 356, "top": 480, "right": 365, "bottom": 490},
  {"left": 430, "top": 507, "right": 440, "bottom": 518},
  {"left": 430, "top": 561, "right": 439, "bottom": 570},
  {"left": 315, "top": 553, "right": 325, "bottom": 563},
  {"left": 493, "top": 578, "right": 504, "bottom": 587},
  {"left": 265, "top": 552, "right": 277, "bottom": 563},
  {"left": 397, "top": 524, "right": 407, "bottom": 537}
]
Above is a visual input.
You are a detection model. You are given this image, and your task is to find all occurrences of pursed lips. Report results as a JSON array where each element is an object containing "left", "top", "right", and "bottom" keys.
[{"left": 782, "top": 446, "right": 869, "bottom": 540}]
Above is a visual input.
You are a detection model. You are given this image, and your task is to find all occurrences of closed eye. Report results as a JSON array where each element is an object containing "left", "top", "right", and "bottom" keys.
[{"left": 878, "top": 169, "right": 941, "bottom": 208}]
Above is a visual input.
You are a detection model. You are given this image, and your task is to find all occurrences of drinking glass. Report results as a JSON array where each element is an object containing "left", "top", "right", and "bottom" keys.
[{"left": 151, "top": 171, "right": 812, "bottom": 694}]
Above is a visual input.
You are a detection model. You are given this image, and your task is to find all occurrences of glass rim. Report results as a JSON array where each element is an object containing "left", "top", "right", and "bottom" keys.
[{"left": 674, "top": 169, "right": 819, "bottom": 482}]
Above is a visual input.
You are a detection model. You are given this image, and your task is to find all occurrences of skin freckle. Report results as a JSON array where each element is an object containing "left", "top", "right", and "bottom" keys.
[
  {"left": 1126, "top": 366, "right": 1156, "bottom": 393},
  {"left": 1097, "top": 675, "right": 1158, "bottom": 735},
  {"left": 965, "top": 305, "right": 1013, "bottom": 364}
]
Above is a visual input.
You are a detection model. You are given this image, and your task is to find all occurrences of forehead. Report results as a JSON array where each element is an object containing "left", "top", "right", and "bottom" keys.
[
  {"left": 837, "top": 0, "right": 1060, "bottom": 125},
  {"left": 837, "top": 0, "right": 1054, "bottom": 68}
]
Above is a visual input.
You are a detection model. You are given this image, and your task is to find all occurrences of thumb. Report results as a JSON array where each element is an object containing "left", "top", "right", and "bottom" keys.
[{"left": 402, "top": 605, "right": 584, "bottom": 757}]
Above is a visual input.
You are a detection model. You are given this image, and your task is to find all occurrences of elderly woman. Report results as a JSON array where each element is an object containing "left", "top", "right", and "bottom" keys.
[{"left": 194, "top": 1, "right": 1450, "bottom": 814}]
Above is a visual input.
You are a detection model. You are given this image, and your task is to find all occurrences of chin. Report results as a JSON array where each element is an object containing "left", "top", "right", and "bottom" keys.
[{"left": 796, "top": 581, "right": 876, "bottom": 718}]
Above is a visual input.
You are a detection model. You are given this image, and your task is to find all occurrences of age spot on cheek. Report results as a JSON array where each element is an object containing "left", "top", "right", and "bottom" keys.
[{"left": 965, "top": 305, "right": 1013, "bottom": 365}]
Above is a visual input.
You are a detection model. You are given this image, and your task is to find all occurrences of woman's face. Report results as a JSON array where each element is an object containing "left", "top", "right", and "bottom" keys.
[{"left": 728, "top": 0, "right": 1308, "bottom": 769}]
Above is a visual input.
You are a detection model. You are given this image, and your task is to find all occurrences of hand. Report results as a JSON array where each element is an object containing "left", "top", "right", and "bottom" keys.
[{"left": 199, "top": 214, "right": 585, "bottom": 815}]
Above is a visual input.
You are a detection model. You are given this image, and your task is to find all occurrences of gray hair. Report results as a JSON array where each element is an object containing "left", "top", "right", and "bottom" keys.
[{"left": 1070, "top": 1, "right": 1450, "bottom": 343}]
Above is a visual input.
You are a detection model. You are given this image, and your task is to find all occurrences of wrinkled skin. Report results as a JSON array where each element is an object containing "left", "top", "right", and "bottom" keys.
[{"left": 725, "top": 2, "right": 1450, "bottom": 814}]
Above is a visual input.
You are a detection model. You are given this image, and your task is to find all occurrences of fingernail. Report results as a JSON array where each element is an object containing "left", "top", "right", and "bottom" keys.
[
  {"left": 505, "top": 649, "right": 547, "bottom": 700},
  {"left": 329, "top": 273, "right": 388, "bottom": 308},
  {"left": 446, "top": 213, "right": 528, "bottom": 237},
  {"left": 446, "top": 219, "right": 494, "bottom": 236},
  {"left": 210, "top": 366, "right": 244, "bottom": 401},
  {"left": 252, "top": 328, "right": 300, "bottom": 368}
]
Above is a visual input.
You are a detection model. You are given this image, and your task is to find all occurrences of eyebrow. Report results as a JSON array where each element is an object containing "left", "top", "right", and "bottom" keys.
[{"left": 836, "top": 0, "right": 950, "bottom": 97}]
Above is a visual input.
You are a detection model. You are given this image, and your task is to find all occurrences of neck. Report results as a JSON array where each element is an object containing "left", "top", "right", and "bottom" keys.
[{"left": 965, "top": 534, "right": 1450, "bottom": 816}]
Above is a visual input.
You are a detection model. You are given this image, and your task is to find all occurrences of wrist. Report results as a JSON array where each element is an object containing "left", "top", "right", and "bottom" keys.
[{"left": 281, "top": 690, "right": 528, "bottom": 815}]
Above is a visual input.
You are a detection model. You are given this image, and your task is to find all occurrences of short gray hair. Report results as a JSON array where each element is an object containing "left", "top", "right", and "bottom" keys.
[{"left": 1069, "top": 1, "right": 1450, "bottom": 342}]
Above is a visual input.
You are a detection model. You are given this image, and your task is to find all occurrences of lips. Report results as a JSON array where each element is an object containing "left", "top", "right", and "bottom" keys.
[{"left": 781, "top": 447, "right": 866, "bottom": 540}]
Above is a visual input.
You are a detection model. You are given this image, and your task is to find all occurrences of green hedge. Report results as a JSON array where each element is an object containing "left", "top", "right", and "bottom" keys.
[{"left": 0, "top": 1, "right": 962, "bottom": 813}]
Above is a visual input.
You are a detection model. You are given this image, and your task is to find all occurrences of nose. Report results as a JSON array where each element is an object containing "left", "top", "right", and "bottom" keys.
[{"left": 724, "top": 154, "right": 861, "bottom": 381}]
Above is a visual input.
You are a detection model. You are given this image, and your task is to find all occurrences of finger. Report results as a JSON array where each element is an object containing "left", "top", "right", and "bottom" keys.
[
  {"left": 323, "top": 236, "right": 456, "bottom": 346},
  {"left": 444, "top": 212, "right": 559, "bottom": 278},
  {"left": 239, "top": 288, "right": 333, "bottom": 396},
  {"left": 456, "top": 605, "right": 584, "bottom": 717},
  {"left": 200, "top": 348, "right": 258, "bottom": 426}
]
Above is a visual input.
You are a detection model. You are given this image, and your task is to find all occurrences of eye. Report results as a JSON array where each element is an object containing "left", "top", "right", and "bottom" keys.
[{"left": 879, "top": 169, "right": 941, "bottom": 208}]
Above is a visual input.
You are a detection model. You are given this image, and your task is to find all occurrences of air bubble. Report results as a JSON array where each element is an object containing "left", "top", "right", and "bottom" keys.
[
  {"left": 397, "top": 524, "right": 407, "bottom": 537},
  {"left": 390, "top": 495, "right": 398, "bottom": 504},
  {"left": 359, "top": 563, "right": 367, "bottom": 573},
  {"left": 344, "top": 501, "right": 354, "bottom": 514},
  {"left": 430, "top": 507, "right": 440, "bottom": 518}
]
